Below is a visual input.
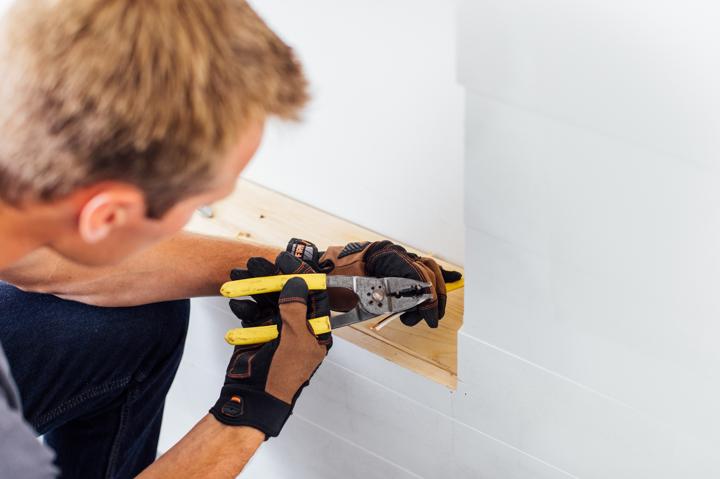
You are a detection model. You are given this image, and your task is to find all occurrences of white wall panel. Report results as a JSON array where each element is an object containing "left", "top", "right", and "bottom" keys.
[
  {"left": 456, "top": 333, "right": 720, "bottom": 478},
  {"left": 242, "top": 415, "right": 424, "bottom": 479},
  {"left": 463, "top": 93, "right": 720, "bottom": 446},
  {"left": 244, "top": 0, "right": 465, "bottom": 264},
  {"left": 458, "top": 0, "right": 720, "bottom": 166},
  {"left": 459, "top": 1, "right": 720, "bottom": 475},
  {"left": 464, "top": 91, "right": 720, "bottom": 282},
  {"left": 295, "top": 350, "right": 578, "bottom": 479}
]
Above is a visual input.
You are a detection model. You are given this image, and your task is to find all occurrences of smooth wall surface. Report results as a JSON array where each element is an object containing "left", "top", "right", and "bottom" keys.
[
  {"left": 241, "top": 0, "right": 465, "bottom": 266},
  {"left": 460, "top": 0, "right": 720, "bottom": 476}
]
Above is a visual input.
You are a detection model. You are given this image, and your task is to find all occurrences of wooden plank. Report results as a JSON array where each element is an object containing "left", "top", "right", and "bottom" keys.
[{"left": 184, "top": 178, "right": 464, "bottom": 389}]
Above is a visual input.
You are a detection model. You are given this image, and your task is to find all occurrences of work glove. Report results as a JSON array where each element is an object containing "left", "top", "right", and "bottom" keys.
[
  {"left": 209, "top": 252, "right": 331, "bottom": 439},
  {"left": 286, "top": 238, "right": 462, "bottom": 328}
]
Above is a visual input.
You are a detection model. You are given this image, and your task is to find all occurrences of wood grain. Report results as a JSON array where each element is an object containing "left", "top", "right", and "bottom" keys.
[{"left": 184, "top": 178, "right": 464, "bottom": 389}]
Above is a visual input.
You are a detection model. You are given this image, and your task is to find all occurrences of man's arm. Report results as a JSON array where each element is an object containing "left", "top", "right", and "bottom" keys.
[
  {"left": 0, "top": 232, "right": 281, "bottom": 306},
  {"left": 138, "top": 415, "right": 264, "bottom": 479}
]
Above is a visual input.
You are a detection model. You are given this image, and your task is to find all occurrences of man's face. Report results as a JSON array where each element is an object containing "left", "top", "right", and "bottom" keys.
[{"left": 49, "top": 122, "right": 265, "bottom": 266}]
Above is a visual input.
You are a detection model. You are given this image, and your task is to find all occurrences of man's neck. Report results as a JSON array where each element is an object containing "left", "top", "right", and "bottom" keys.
[{"left": 0, "top": 202, "right": 48, "bottom": 270}]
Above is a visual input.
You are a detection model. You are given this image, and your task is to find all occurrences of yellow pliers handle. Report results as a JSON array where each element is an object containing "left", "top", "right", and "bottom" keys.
[
  {"left": 224, "top": 316, "right": 332, "bottom": 345},
  {"left": 220, "top": 273, "right": 328, "bottom": 297},
  {"left": 446, "top": 277, "right": 464, "bottom": 292},
  {"left": 221, "top": 273, "right": 331, "bottom": 346}
]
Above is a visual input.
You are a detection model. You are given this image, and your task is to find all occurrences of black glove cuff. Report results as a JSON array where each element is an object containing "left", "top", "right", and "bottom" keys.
[{"left": 210, "top": 387, "right": 293, "bottom": 440}]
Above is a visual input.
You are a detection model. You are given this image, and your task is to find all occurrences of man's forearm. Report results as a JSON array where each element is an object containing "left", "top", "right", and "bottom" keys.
[
  {"left": 0, "top": 232, "right": 281, "bottom": 306},
  {"left": 138, "top": 415, "right": 264, "bottom": 479}
]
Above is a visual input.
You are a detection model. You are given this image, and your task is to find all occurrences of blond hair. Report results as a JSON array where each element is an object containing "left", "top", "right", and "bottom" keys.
[{"left": 0, "top": 0, "right": 307, "bottom": 216}]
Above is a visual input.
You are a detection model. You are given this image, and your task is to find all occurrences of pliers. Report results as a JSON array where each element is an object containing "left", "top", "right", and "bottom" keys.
[{"left": 219, "top": 273, "right": 432, "bottom": 345}]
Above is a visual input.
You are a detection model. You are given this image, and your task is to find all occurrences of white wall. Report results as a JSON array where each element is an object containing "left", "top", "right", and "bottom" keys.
[
  {"left": 242, "top": 0, "right": 465, "bottom": 265},
  {"left": 460, "top": 0, "right": 720, "bottom": 476}
]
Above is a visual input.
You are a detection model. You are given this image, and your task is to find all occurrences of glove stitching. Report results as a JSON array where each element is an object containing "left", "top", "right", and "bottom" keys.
[
  {"left": 394, "top": 251, "right": 428, "bottom": 283},
  {"left": 278, "top": 296, "right": 307, "bottom": 304},
  {"left": 365, "top": 245, "right": 399, "bottom": 263},
  {"left": 227, "top": 350, "right": 257, "bottom": 379}
]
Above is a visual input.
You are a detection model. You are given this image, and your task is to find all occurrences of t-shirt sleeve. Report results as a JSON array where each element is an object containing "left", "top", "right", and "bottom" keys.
[{"left": 0, "top": 348, "right": 58, "bottom": 479}]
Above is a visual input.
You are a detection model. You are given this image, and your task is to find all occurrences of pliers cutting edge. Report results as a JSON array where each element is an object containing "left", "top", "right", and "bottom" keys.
[{"left": 219, "top": 273, "right": 433, "bottom": 345}]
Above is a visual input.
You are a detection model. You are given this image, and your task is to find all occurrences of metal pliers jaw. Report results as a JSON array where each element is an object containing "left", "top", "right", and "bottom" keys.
[{"left": 328, "top": 276, "right": 433, "bottom": 329}]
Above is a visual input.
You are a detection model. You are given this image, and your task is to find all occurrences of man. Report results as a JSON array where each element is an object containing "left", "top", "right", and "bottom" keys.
[{"left": 0, "top": 1, "right": 459, "bottom": 478}]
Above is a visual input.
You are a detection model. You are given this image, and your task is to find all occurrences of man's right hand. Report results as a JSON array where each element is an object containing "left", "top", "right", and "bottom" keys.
[
  {"left": 209, "top": 252, "right": 332, "bottom": 439},
  {"left": 286, "top": 238, "right": 462, "bottom": 328}
]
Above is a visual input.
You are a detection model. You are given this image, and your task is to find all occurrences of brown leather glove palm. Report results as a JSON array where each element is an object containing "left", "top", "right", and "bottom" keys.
[{"left": 287, "top": 238, "right": 462, "bottom": 328}]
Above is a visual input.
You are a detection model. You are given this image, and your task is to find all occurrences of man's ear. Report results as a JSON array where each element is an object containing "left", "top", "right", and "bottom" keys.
[{"left": 77, "top": 186, "right": 147, "bottom": 244}]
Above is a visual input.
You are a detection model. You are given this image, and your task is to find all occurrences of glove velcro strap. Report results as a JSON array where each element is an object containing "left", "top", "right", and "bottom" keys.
[
  {"left": 286, "top": 238, "right": 321, "bottom": 264},
  {"left": 286, "top": 238, "right": 334, "bottom": 272},
  {"left": 210, "top": 387, "right": 292, "bottom": 440}
]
